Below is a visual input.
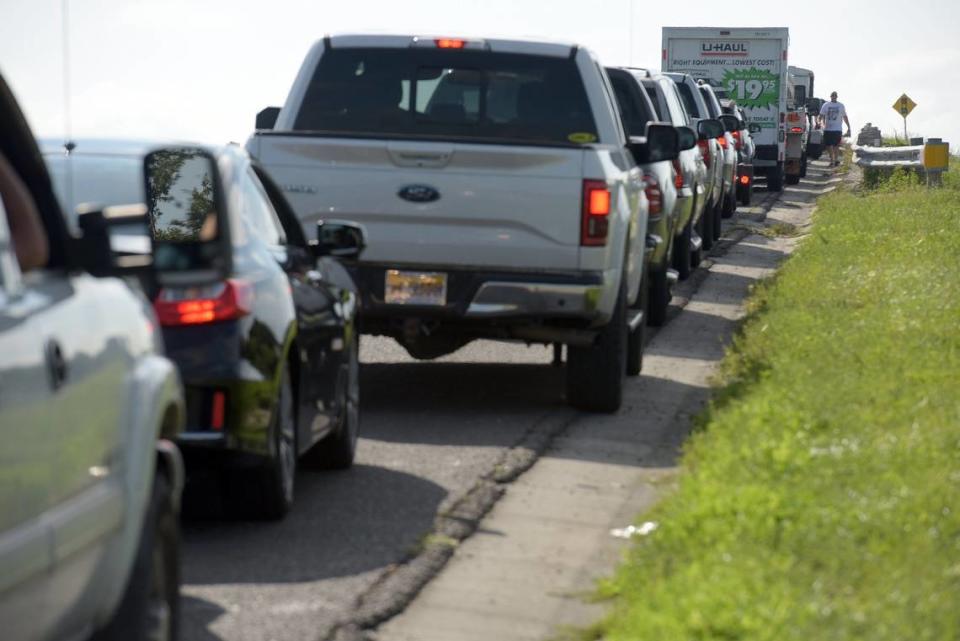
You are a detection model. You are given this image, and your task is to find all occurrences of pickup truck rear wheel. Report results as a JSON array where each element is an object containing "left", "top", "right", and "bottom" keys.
[
  {"left": 672, "top": 217, "right": 693, "bottom": 280},
  {"left": 566, "top": 281, "right": 626, "bottom": 412},
  {"left": 646, "top": 266, "right": 670, "bottom": 327},
  {"left": 627, "top": 269, "right": 648, "bottom": 376},
  {"left": 700, "top": 200, "right": 714, "bottom": 251},
  {"left": 92, "top": 472, "right": 180, "bottom": 641},
  {"left": 722, "top": 185, "right": 736, "bottom": 219}
]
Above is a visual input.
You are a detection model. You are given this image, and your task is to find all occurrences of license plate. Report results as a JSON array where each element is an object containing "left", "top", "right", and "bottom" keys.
[{"left": 384, "top": 270, "right": 447, "bottom": 306}]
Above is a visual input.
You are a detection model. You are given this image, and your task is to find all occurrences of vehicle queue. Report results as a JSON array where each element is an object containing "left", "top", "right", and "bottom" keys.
[{"left": 0, "top": 29, "right": 771, "bottom": 641}]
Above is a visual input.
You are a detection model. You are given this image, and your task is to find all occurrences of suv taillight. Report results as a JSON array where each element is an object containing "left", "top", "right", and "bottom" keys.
[
  {"left": 643, "top": 173, "right": 663, "bottom": 217},
  {"left": 154, "top": 279, "right": 254, "bottom": 327},
  {"left": 697, "top": 140, "right": 712, "bottom": 168},
  {"left": 732, "top": 130, "right": 742, "bottom": 150},
  {"left": 672, "top": 159, "right": 684, "bottom": 189},
  {"left": 581, "top": 179, "right": 610, "bottom": 246}
]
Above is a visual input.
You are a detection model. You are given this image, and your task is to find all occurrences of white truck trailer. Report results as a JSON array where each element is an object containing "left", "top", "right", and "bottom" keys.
[{"left": 662, "top": 27, "right": 789, "bottom": 190}]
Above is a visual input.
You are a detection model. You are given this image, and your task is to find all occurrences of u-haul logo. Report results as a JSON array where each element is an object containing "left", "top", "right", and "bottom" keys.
[{"left": 700, "top": 41, "right": 750, "bottom": 56}]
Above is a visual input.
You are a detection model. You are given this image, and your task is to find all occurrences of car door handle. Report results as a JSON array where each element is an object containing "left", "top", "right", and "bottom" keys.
[{"left": 45, "top": 339, "right": 68, "bottom": 391}]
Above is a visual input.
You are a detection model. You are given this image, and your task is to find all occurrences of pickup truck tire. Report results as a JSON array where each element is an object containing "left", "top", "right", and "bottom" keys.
[
  {"left": 647, "top": 266, "right": 670, "bottom": 327},
  {"left": 230, "top": 367, "right": 296, "bottom": 520},
  {"left": 800, "top": 153, "right": 808, "bottom": 178},
  {"left": 767, "top": 162, "right": 785, "bottom": 192},
  {"left": 566, "top": 280, "right": 626, "bottom": 412},
  {"left": 739, "top": 183, "right": 752, "bottom": 206},
  {"left": 722, "top": 186, "right": 736, "bottom": 219},
  {"left": 672, "top": 217, "right": 693, "bottom": 280},
  {"left": 627, "top": 269, "right": 648, "bottom": 375},
  {"left": 700, "top": 200, "right": 714, "bottom": 251},
  {"left": 92, "top": 472, "right": 179, "bottom": 641},
  {"left": 712, "top": 196, "right": 724, "bottom": 241},
  {"left": 303, "top": 334, "right": 360, "bottom": 470},
  {"left": 785, "top": 173, "right": 801, "bottom": 185}
]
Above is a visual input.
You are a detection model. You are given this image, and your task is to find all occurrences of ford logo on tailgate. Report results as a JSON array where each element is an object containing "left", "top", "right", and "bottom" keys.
[{"left": 398, "top": 184, "right": 440, "bottom": 203}]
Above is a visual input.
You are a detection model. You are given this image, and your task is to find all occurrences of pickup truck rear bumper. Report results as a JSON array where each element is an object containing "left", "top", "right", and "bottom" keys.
[{"left": 349, "top": 263, "right": 607, "bottom": 325}]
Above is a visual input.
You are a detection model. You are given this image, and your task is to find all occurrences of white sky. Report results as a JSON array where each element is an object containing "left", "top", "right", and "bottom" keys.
[{"left": 1, "top": 0, "right": 958, "bottom": 150}]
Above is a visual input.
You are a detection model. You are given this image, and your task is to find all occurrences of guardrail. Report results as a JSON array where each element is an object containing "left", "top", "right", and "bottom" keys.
[{"left": 854, "top": 138, "right": 950, "bottom": 186}]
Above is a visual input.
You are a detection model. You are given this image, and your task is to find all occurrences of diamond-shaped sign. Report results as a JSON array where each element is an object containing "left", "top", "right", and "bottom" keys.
[{"left": 892, "top": 94, "right": 917, "bottom": 117}]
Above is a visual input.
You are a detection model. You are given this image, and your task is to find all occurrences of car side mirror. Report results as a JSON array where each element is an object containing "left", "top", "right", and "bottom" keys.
[
  {"left": 144, "top": 146, "right": 232, "bottom": 286},
  {"left": 675, "top": 126, "right": 697, "bottom": 151},
  {"left": 748, "top": 123, "right": 763, "bottom": 134},
  {"left": 256, "top": 107, "right": 281, "bottom": 130},
  {"left": 718, "top": 114, "right": 739, "bottom": 133},
  {"left": 627, "top": 123, "right": 679, "bottom": 164},
  {"left": 75, "top": 203, "right": 154, "bottom": 277},
  {"left": 697, "top": 119, "right": 724, "bottom": 140},
  {"left": 311, "top": 220, "right": 366, "bottom": 259}
]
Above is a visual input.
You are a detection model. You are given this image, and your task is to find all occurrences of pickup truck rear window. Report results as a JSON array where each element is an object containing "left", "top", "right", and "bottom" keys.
[{"left": 293, "top": 48, "right": 598, "bottom": 146}]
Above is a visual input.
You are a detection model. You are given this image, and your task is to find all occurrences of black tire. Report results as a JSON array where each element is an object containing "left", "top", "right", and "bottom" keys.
[
  {"left": 646, "top": 266, "right": 670, "bottom": 327},
  {"left": 800, "top": 153, "right": 808, "bottom": 178},
  {"left": 230, "top": 367, "right": 296, "bottom": 520},
  {"left": 739, "top": 182, "right": 752, "bottom": 206},
  {"left": 721, "top": 185, "right": 736, "bottom": 219},
  {"left": 93, "top": 472, "right": 180, "bottom": 641},
  {"left": 672, "top": 216, "right": 692, "bottom": 281},
  {"left": 627, "top": 268, "right": 649, "bottom": 376},
  {"left": 712, "top": 194, "right": 723, "bottom": 241},
  {"left": 700, "top": 198, "right": 714, "bottom": 251},
  {"left": 567, "top": 280, "right": 626, "bottom": 412},
  {"left": 303, "top": 333, "right": 360, "bottom": 470},
  {"left": 767, "top": 162, "right": 784, "bottom": 191},
  {"left": 785, "top": 173, "right": 801, "bottom": 185}
]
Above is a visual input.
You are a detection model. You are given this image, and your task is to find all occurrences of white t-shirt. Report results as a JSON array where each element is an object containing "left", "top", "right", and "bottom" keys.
[{"left": 819, "top": 101, "right": 847, "bottom": 131}]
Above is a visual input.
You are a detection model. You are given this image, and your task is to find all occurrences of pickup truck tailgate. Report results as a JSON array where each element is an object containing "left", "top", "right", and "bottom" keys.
[{"left": 253, "top": 135, "right": 585, "bottom": 271}]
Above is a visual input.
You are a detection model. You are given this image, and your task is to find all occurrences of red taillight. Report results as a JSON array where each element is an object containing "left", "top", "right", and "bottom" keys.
[
  {"left": 672, "top": 159, "right": 684, "bottom": 189},
  {"left": 154, "top": 279, "right": 254, "bottom": 327},
  {"left": 790, "top": 126, "right": 804, "bottom": 133},
  {"left": 581, "top": 179, "right": 610, "bottom": 246},
  {"left": 717, "top": 135, "right": 728, "bottom": 149},
  {"left": 697, "top": 140, "right": 712, "bottom": 168},
  {"left": 732, "top": 130, "right": 742, "bottom": 150},
  {"left": 643, "top": 174, "right": 663, "bottom": 217},
  {"left": 739, "top": 174, "right": 751, "bottom": 185},
  {"left": 436, "top": 38, "right": 466, "bottom": 49},
  {"left": 211, "top": 391, "right": 226, "bottom": 431}
]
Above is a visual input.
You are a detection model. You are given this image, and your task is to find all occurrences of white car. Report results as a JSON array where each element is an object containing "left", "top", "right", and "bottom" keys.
[{"left": 248, "top": 34, "right": 680, "bottom": 411}]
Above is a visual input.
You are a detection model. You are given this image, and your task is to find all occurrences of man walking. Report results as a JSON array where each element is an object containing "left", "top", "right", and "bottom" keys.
[{"left": 818, "top": 91, "right": 851, "bottom": 167}]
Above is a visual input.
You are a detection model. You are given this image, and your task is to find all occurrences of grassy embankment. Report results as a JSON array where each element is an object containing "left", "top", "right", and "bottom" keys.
[{"left": 588, "top": 163, "right": 960, "bottom": 640}]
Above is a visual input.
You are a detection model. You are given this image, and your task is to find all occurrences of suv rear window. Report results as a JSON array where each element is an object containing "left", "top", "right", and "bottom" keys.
[
  {"left": 674, "top": 83, "right": 703, "bottom": 119},
  {"left": 294, "top": 48, "right": 598, "bottom": 146}
]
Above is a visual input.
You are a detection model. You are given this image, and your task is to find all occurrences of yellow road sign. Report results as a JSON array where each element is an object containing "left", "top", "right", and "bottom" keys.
[{"left": 893, "top": 94, "right": 917, "bottom": 117}]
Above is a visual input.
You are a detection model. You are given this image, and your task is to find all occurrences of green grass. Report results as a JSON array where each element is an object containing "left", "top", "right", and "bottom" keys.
[{"left": 590, "top": 162, "right": 960, "bottom": 641}]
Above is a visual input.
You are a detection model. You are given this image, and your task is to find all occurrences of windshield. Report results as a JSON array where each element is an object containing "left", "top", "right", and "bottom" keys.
[{"left": 294, "top": 47, "right": 598, "bottom": 146}]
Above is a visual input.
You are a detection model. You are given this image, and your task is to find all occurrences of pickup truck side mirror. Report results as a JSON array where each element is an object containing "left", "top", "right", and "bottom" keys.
[
  {"left": 718, "top": 114, "right": 740, "bottom": 133},
  {"left": 256, "top": 107, "right": 281, "bottom": 130},
  {"left": 627, "top": 123, "right": 679, "bottom": 164},
  {"left": 311, "top": 220, "right": 366, "bottom": 259},
  {"left": 748, "top": 123, "right": 763, "bottom": 134},
  {"left": 144, "top": 147, "right": 232, "bottom": 286},
  {"left": 75, "top": 204, "right": 153, "bottom": 277},
  {"left": 697, "top": 119, "right": 724, "bottom": 140},
  {"left": 675, "top": 126, "right": 697, "bottom": 151}
]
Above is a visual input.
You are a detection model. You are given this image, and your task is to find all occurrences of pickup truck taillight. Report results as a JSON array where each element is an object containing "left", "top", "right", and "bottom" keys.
[
  {"left": 732, "top": 130, "right": 742, "bottom": 150},
  {"left": 717, "top": 135, "right": 728, "bottom": 149},
  {"left": 697, "top": 140, "right": 711, "bottom": 168},
  {"left": 643, "top": 173, "right": 663, "bottom": 217},
  {"left": 154, "top": 279, "right": 254, "bottom": 326},
  {"left": 581, "top": 179, "right": 610, "bottom": 246},
  {"left": 672, "top": 160, "right": 684, "bottom": 189}
]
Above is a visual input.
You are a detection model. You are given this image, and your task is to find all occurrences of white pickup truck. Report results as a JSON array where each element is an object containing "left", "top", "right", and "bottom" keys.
[{"left": 247, "top": 34, "right": 680, "bottom": 411}]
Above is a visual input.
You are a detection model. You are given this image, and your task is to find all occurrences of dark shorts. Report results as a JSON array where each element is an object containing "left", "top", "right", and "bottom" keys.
[{"left": 824, "top": 130, "right": 842, "bottom": 146}]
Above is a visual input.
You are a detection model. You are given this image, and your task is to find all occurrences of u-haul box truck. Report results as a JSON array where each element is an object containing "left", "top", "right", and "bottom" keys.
[{"left": 663, "top": 27, "right": 789, "bottom": 191}]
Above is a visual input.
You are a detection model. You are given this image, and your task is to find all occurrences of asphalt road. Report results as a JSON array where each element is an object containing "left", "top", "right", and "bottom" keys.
[
  {"left": 181, "top": 338, "right": 564, "bottom": 641},
  {"left": 179, "top": 172, "right": 799, "bottom": 641}
]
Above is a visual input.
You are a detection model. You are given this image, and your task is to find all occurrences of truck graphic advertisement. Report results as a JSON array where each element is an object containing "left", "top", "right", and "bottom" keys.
[{"left": 662, "top": 27, "right": 789, "bottom": 184}]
